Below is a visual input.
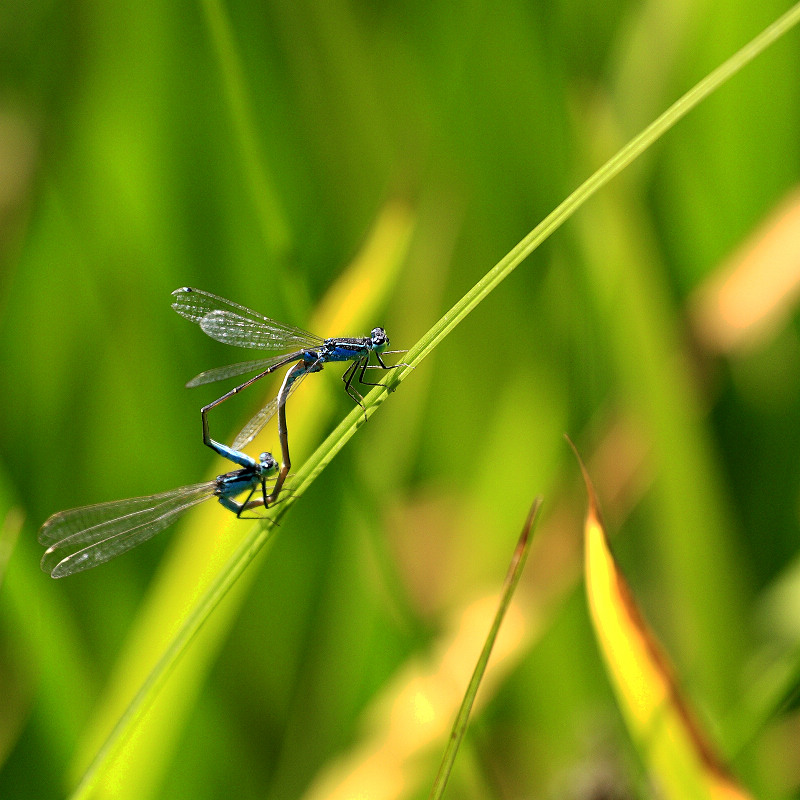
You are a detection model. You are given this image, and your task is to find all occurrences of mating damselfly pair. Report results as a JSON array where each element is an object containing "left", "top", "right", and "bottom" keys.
[{"left": 40, "top": 287, "right": 403, "bottom": 577}]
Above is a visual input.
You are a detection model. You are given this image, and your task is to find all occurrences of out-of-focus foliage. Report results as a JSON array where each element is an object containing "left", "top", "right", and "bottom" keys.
[{"left": 1, "top": 1, "right": 800, "bottom": 798}]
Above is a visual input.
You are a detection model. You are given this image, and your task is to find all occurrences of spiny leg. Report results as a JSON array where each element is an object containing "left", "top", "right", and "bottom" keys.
[
  {"left": 236, "top": 484, "right": 260, "bottom": 518},
  {"left": 219, "top": 478, "right": 270, "bottom": 517},
  {"left": 357, "top": 353, "right": 391, "bottom": 388},
  {"left": 241, "top": 483, "right": 269, "bottom": 515},
  {"left": 341, "top": 358, "right": 368, "bottom": 419},
  {"left": 357, "top": 352, "right": 408, "bottom": 401},
  {"left": 218, "top": 484, "right": 256, "bottom": 516}
]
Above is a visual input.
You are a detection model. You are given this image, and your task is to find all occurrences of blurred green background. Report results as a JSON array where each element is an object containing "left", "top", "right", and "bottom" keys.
[{"left": 2, "top": 0, "right": 800, "bottom": 797}]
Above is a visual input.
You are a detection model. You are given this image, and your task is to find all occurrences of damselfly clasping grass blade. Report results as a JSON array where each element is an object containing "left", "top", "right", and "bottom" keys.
[
  {"left": 171, "top": 286, "right": 404, "bottom": 449},
  {"left": 39, "top": 443, "right": 278, "bottom": 578}
]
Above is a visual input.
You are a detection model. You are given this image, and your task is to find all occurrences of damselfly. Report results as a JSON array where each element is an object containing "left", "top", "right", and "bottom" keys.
[
  {"left": 171, "top": 287, "right": 404, "bottom": 452},
  {"left": 39, "top": 441, "right": 278, "bottom": 578}
]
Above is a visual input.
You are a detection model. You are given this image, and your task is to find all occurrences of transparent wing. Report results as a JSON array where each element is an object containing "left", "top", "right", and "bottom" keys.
[
  {"left": 171, "top": 287, "right": 322, "bottom": 351},
  {"left": 230, "top": 362, "right": 317, "bottom": 450},
  {"left": 40, "top": 482, "right": 215, "bottom": 578},
  {"left": 38, "top": 484, "right": 214, "bottom": 545},
  {"left": 185, "top": 355, "right": 302, "bottom": 388}
]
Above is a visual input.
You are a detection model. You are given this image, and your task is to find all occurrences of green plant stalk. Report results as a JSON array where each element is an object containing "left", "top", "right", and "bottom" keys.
[
  {"left": 70, "top": 5, "right": 800, "bottom": 796},
  {"left": 200, "top": 0, "right": 291, "bottom": 261},
  {"left": 429, "top": 497, "right": 541, "bottom": 800}
]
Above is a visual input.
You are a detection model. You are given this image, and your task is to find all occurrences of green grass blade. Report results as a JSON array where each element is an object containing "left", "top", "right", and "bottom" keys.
[
  {"left": 69, "top": 528, "right": 283, "bottom": 800},
  {"left": 429, "top": 497, "right": 541, "bottom": 800}
]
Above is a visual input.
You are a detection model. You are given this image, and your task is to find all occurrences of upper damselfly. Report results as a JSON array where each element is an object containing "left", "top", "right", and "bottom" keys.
[{"left": 171, "top": 288, "right": 404, "bottom": 498}]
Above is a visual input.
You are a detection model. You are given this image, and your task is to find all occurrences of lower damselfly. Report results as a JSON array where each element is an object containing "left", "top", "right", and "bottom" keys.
[{"left": 39, "top": 440, "right": 278, "bottom": 578}]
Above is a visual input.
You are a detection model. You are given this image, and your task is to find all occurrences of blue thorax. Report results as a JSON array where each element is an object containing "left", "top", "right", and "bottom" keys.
[{"left": 311, "top": 328, "right": 389, "bottom": 364}]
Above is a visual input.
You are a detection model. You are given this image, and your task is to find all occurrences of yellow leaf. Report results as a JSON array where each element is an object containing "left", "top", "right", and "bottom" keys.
[{"left": 573, "top": 443, "right": 751, "bottom": 800}]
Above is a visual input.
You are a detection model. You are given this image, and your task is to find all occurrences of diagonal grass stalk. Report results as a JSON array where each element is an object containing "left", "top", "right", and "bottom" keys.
[
  {"left": 429, "top": 497, "right": 540, "bottom": 800},
  {"left": 69, "top": 4, "right": 800, "bottom": 797}
]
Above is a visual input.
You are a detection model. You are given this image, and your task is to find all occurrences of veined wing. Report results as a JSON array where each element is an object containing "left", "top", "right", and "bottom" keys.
[
  {"left": 171, "top": 287, "right": 322, "bottom": 351},
  {"left": 38, "top": 484, "right": 214, "bottom": 545},
  {"left": 40, "top": 482, "right": 214, "bottom": 578},
  {"left": 231, "top": 360, "right": 319, "bottom": 449},
  {"left": 185, "top": 354, "right": 302, "bottom": 388}
]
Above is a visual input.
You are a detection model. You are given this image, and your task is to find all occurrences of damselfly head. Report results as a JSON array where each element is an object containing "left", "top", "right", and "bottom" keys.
[
  {"left": 370, "top": 327, "right": 389, "bottom": 350},
  {"left": 259, "top": 452, "right": 279, "bottom": 475}
]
